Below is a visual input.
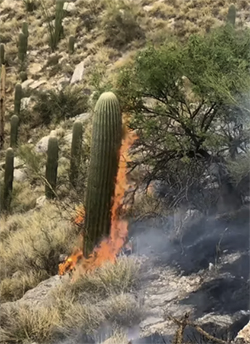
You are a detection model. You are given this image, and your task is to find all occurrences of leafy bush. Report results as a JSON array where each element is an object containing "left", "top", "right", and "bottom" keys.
[
  {"left": 32, "top": 86, "right": 89, "bottom": 125},
  {"left": 102, "top": 0, "right": 144, "bottom": 49}
]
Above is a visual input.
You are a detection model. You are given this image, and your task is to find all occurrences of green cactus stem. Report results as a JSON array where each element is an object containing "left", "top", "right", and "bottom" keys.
[
  {"left": 68, "top": 35, "right": 75, "bottom": 54},
  {"left": 19, "top": 71, "right": 28, "bottom": 82},
  {"left": 2, "top": 148, "right": 14, "bottom": 212},
  {"left": 10, "top": 115, "right": 19, "bottom": 148},
  {"left": 18, "top": 32, "right": 28, "bottom": 62},
  {"left": 84, "top": 92, "right": 122, "bottom": 256},
  {"left": 14, "top": 84, "right": 22, "bottom": 115},
  {"left": 227, "top": 4, "right": 236, "bottom": 26},
  {"left": 0, "top": 44, "right": 5, "bottom": 65},
  {"left": 22, "top": 21, "right": 29, "bottom": 38},
  {"left": 45, "top": 137, "right": 59, "bottom": 199},
  {"left": 70, "top": 121, "right": 83, "bottom": 187}
]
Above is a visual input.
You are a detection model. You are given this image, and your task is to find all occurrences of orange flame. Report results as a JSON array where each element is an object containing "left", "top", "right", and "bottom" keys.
[{"left": 59, "top": 125, "right": 138, "bottom": 276}]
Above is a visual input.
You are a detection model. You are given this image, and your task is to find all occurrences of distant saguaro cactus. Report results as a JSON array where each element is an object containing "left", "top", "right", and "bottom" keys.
[
  {"left": 14, "top": 84, "right": 22, "bottom": 115},
  {"left": 84, "top": 92, "right": 122, "bottom": 256},
  {"left": 22, "top": 21, "right": 29, "bottom": 38},
  {"left": 227, "top": 4, "right": 236, "bottom": 26},
  {"left": 19, "top": 71, "right": 27, "bottom": 82},
  {"left": 10, "top": 115, "right": 19, "bottom": 148},
  {"left": 45, "top": 137, "right": 59, "bottom": 199},
  {"left": 0, "top": 44, "right": 5, "bottom": 65},
  {"left": 70, "top": 121, "right": 83, "bottom": 187},
  {"left": 0, "top": 64, "right": 6, "bottom": 150},
  {"left": 68, "top": 35, "right": 75, "bottom": 54},
  {"left": 49, "top": 0, "right": 65, "bottom": 51},
  {"left": 18, "top": 32, "right": 28, "bottom": 63},
  {"left": 2, "top": 148, "right": 14, "bottom": 212}
]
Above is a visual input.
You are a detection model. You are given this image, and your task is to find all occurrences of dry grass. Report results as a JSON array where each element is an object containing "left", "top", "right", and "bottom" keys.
[
  {"left": 0, "top": 203, "right": 79, "bottom": 301},
  {"left": 0, "top": 257, "right": 142, "bottom": 343}
]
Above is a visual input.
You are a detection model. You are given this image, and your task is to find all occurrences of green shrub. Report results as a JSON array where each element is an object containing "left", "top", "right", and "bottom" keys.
[
  {"left": 32, "top": 86, "right": 89, "bottom": 125},
  {"left": 102, "top": 0, "right": 144, "bottom": 48}
]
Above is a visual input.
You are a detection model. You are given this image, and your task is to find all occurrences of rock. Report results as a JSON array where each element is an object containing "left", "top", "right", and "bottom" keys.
[
  {"left": 236, "top": 321, "right": 250, "bottom": 343},
  {"left": 22, "top": 79, "right": 35, "bottom": 89},
  {"left": 21, "top": 97, "right": 31, "bottom": 110},
  {"left": 14, "top": 157, "right": 25, "bottom": 168},
  {"left": 140, "top": 316, "right": 165, "bottom": 328},
  {"left": 73, "top": 112, "right": 91, "bottom": 123},
  {"left": 63, "top": 2, "right": 77, "bottom": 13},
  {"left": 29, "top": 63, "right": 43, "bottom": 75},
  {"left": 35, "top": 135, "right": 50, "bottom": 153},
  {"left": 36, "top": 195, "right": 46, "bottom": 208},
  {"left": 70, "top": 61, "right": 85, "bottom": 84},
  {"left": 29, "top": 80, "right": 47, "bottom": 90},
  {"left": 147, "top": 291, "right": 179, "bottom": 306},
  {"left": 14, "top": 169, "right": 27, "bottom": 182}
]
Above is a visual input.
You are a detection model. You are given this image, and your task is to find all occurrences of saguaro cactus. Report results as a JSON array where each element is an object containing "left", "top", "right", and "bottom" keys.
[
  {"left": 18, "top": 32, "right": 28, "bottom": 63},
  {"left": 84, "top": 92, "right": 122, "bottom": 256},
  {"left": 0, "top": 64, "right": 6, "bottom": 149},
  {"left": 45, "top": 137, "right": 59, "bottom": 199},
  {"left": 227, "top": 4, "right": 236, "bottom": 26},
  {"left": 14, "top": 84, "right": 22, "bottom": 115},
  {"left": 70, "top": 121, "right": 83, "bottom": 187},
  {"left": 0, "top": 44, "right": 5, "bottom": 65},
  {"left": 68, "top": 35, "right": 75, "bottom": 54},
  {"left": 22, "top": 21, "right": 29, "bottom": 38},
  {"left": 2, "top": 148, "right": 14, "bottom": 212},
  {"left": 10, "top": 115, "right": 19, "bottom": 148},
  {"left": 49, "top": 0, "right": 65, "bottom": 51}
]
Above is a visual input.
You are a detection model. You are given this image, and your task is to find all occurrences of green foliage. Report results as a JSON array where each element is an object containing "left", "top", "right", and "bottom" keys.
[
  {"left": 102, "top": 0, "right": 144, "bottom": 48},
  {"left": 84, "top": 92, "right": 122, "bottom": 256},
  {"left": 0, "top": 43, "right": 5, "bottom": 65},
  {"left": 45, "top": 137, "right": 59, "bottom": 199},
  {"left": 22, "top": 0, "right": 38, "bottom": 12},
  {"left": 32, "top": 86, "right": 89, "bottom": 125},
  {"left": 114, "top": 25, "right": 250, "bottom": 207},
  {"left": 227, "top": 151, "right": 250, "bottom": 185},
  {"left": 10, "top": 115, "right": 20, "bottom": 148},
  {"left": 18, "top": 32, "right": 28, "bottom": 63},
  {"left": 2, "top": 148, "right": 14, "bottom": 213},
  {"left": 68, "top": 35, "right": 75, "bottom": 54},
  {"left": 69, "top": 121, "right": 83, "bottom": 187},
  {"left": 14, "top": 84, "right": 23, "bottom": 115},
  {"left": 227, "top": 4, "right": 236, "bottom": 26}
]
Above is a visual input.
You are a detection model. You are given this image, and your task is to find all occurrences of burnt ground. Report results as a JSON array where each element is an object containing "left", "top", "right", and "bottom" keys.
[{"left": 127, "top": 206, "right": 250, "bottom": 343}]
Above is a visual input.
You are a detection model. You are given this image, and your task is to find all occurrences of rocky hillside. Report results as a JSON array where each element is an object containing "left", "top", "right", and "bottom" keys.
[{"left": 0, "top": 0, "right": 250, "bottom": 343}]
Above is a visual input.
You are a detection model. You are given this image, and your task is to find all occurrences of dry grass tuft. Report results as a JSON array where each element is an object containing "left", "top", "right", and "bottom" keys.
[
  {"left": 102, "top": 293, "right": 143, "bottom": 327},
  {"left": 69, "top": 257, "right": 141, "bottom": 298},
  {"left": 0, "top": 303, "right": 60, "bottom": 343},
  {"left": 0, "top": 204, "right": 79, "bottom": 301}
]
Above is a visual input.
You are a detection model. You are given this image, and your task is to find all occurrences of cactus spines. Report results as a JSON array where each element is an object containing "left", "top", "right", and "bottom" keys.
[
  {"left": 227, "top": 4, "right": 236, "bottom": 26},
  {"left": 14, "top": 84, "right": 22, "bottom": 115},
  {"left": 45, "top": 137, "right": 59, "bottom": 199},
  {"left": 0, "top": 44, "right": 5, "bottom": 65},
  {"left": 2, "top": 148, "right": 14, "bottom": 212},
  {"left": 10, "top": 115, "right": 19, "bottom": 148},
  {"left": 68, "top": 35, "right": 75, "bottom": 54},
  {"left": 18, "top": 32, "right": 28, "bottom": 63},
  {"left": 70, "top": 121, "right": 83, "bottom": 187},
  {"left": 22, "top": 21, "right": 29, "bottom": 38},
  {"left": 84, "top": 91, "right": 122, "bottom": 256}
]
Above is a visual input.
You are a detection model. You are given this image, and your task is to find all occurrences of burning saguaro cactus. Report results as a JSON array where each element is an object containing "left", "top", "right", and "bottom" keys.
[
  {"left": 45, "top": 137, "right": 59, "bottom": 199},
  {"left": 227, "top": 4, "right": 236, "bottom": 26},
  {"left": 84, "top": 91, "right": 122, "bottom": 256},
  {"left": 10, "top": 115, "right": 19, "bottom": 148},
  {"left": 14, "top": 84, "right": 22, "bottom": 115},
  {"left": 70, "top": 121, "right": 83, "bottom": 187},
  {"left": 2, "top": 148, "right": 14, "bottom": 212}
]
